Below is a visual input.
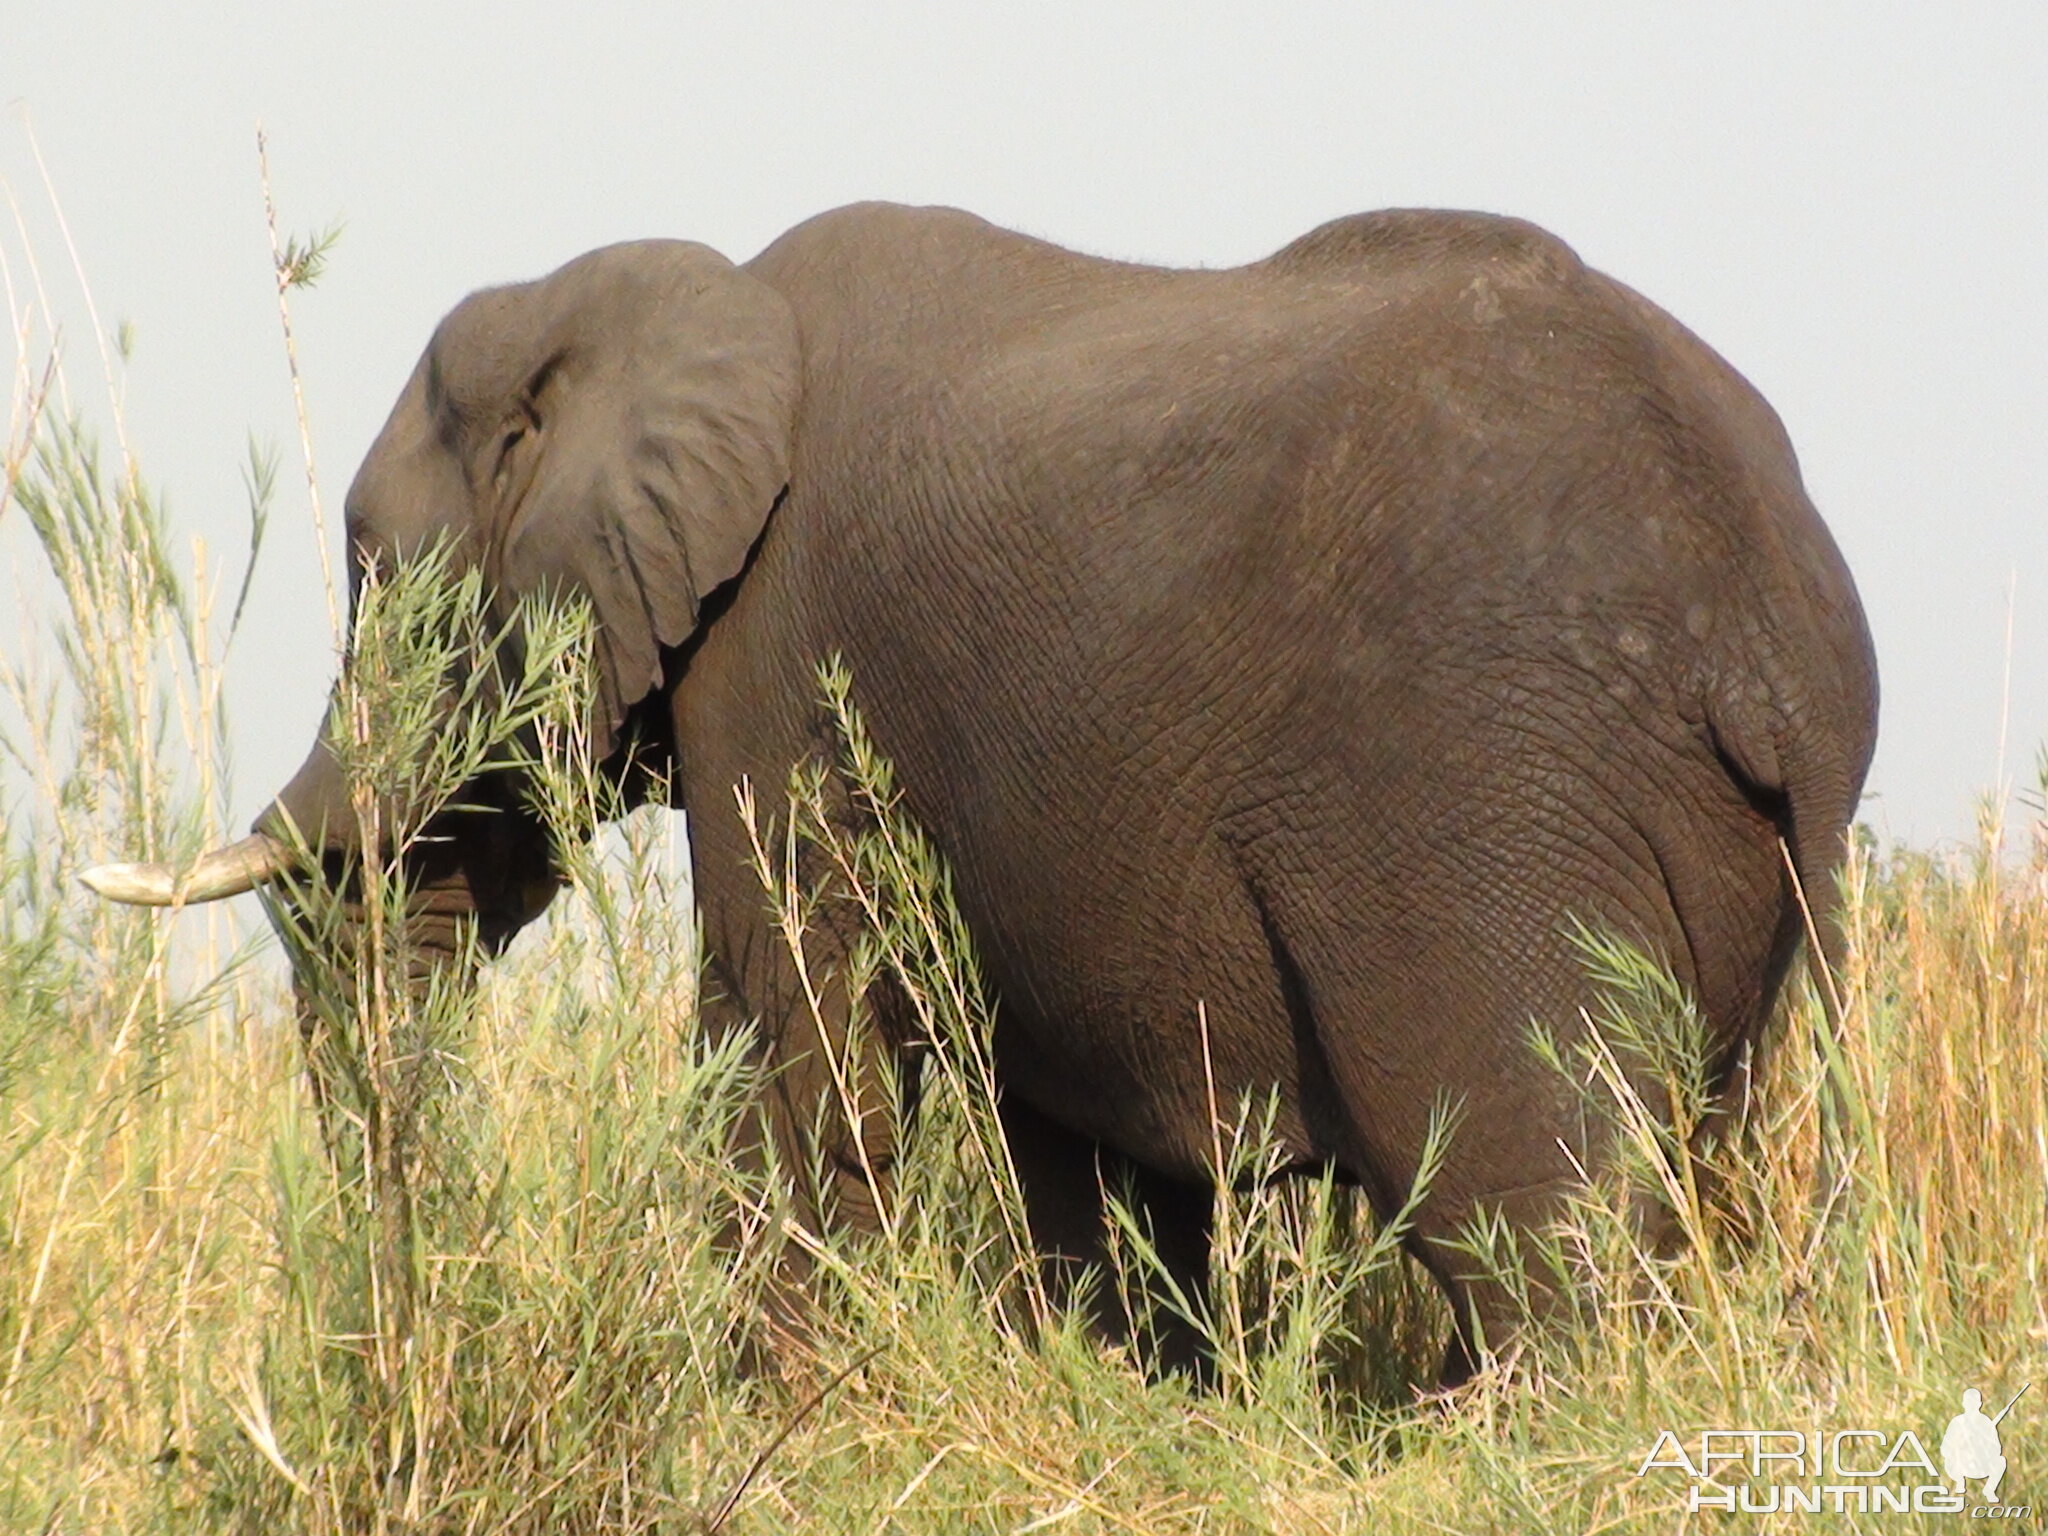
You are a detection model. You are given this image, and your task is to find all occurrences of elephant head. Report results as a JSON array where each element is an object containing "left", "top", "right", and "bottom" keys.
[{"left": 83, "top": 239, "right": 802, "bottom": 975}]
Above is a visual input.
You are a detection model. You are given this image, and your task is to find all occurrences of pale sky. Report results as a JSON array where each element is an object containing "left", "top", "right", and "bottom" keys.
[{"left": 5, "top": 3, "right": 2045, "bottom": 849}]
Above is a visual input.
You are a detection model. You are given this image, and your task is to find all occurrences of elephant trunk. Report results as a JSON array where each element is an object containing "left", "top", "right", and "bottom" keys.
[
  {"left": 255, "top": 728, "right": 559, "bottom": 1157},
  {"left": 253, "top": 727, "right": 410, "bottom": 860}
]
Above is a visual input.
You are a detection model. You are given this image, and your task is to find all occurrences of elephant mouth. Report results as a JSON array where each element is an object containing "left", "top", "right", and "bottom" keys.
[{"left": 78, "top": 831, "right": 299, "bottom": 907}]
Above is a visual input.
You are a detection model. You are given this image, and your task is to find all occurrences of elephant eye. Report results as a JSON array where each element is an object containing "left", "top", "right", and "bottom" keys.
[
  {"left": 490, "top": 427, "right": 524, "bottom": 488},
  {"left": 489, "top": 353, "right": 559, "bottom": 494},
  {"left": 491, "top": 402, "right": 542, "bottom": 490}
]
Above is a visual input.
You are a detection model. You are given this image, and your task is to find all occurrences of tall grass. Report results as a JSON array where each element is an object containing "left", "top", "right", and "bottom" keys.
[{"left": 3, "top": 255, "right": 2044, "bottom": 1532}]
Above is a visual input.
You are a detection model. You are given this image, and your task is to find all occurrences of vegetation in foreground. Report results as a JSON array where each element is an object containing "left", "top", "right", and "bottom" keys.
[{"left": 3, "top": 276, "right": 2045, "bottom": 1536}]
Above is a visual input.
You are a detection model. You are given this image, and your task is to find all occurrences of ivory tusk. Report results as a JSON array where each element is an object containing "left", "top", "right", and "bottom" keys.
[{"left": 78, "top": 832, "right": 297, "bottom": 907}]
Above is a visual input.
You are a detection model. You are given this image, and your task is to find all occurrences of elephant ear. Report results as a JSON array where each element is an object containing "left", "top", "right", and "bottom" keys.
[{"left": 482, "top": 239, "right": 801, "bottom": 746}]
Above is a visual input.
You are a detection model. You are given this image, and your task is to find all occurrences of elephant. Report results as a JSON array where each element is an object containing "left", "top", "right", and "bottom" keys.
[{"left": 84, "top": 201, "right": 1879, "bottom": 1380}]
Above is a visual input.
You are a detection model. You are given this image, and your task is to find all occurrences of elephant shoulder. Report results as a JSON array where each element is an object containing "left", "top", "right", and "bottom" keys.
[
  {"left": 1260, "top": 209, "right": 1584, "bottom": 289},
  {"left": 761, "top": 200, "right": 1001, "bottom": 249},
  {"left": 749, "top": 202, "right": 1094, "bottom": 289}
]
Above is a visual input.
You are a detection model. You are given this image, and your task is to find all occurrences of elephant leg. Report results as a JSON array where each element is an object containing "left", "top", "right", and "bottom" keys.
[
  {"left": 707, "top": 986, "right": 923, "bottom": 1247},
  {"left": 1405, "top": 1183, "right": 1572, "bottom": 1388},
  {"left": 697, "top": 971, "right": 930, "bottom": 1383},
  {"left": 999, "top": 1094, "right": 1214, "bottom": 1378},
  {"left": 1405, "top": 1027, "right": 1761, "bottom": 1386}
]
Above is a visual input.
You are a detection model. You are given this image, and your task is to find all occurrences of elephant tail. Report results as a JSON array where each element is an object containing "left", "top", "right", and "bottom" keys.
[
  {"left": 1782, "top": 759, "right": 1859, "bottom": 1034},
  {"left": 1706, "top": 680, "right": 1872, "bottom": 1033}
]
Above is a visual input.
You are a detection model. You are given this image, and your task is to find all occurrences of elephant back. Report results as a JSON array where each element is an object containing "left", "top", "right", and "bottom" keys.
[{"left": 1261, "top": 208, "right": 1584, "bottom": 288}]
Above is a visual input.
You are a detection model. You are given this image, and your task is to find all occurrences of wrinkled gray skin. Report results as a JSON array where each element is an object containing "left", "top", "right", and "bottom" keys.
[{"left": 255, "top": 204, "right": 1878, "bottom": 1379}]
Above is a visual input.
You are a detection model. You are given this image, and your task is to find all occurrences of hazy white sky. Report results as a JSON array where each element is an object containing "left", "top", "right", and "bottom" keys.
[{"left": 4, "top": 3, "right": 2045, "bottom": 848}]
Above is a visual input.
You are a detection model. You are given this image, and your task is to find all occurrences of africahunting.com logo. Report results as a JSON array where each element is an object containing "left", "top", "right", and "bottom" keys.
[{"left": 1635, "top": 1383, "right": 2032, "bottom": 1518}]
